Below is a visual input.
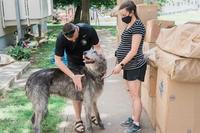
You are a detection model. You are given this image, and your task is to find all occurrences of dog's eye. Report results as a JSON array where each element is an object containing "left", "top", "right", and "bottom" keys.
[{"left": 93, "top": 51, "right": 97, "bottom": 54}]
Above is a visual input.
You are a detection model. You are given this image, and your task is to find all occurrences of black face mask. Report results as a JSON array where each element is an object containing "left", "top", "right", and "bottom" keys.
[{"left": 122, "top": 16, "right": 132, "bottom": 24}]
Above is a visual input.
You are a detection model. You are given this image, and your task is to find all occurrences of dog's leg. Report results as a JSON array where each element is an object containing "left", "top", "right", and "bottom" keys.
[
  {"left": 93, "top": 101, "right": 104, "bottom": 129},
  {"left": 32, "top": 96, "right": 48, "bottom": 133},
  {"left": 31, "top": 113, "right": 35, "bottom": 124},
  {"left": 83, "top": 89, "right": 93, "bottom": 133}
]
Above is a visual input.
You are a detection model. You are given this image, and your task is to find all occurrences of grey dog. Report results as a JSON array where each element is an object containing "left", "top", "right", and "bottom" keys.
[{"left": 25, "top": 49, "right": 107, "bottom": 133}]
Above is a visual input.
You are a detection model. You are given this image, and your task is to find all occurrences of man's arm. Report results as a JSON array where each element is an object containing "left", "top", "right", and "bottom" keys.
[
  {"left": 55, "top": 55, "right": 75, "bottom": 78},
  {"left": 55, "top": 55, "right": 84, "bottom": 90},
  {"left": 93, "top": 43, "right": 103, "bottom": 54}
]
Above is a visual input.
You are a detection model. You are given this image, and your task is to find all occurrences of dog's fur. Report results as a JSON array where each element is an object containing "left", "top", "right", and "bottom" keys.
[{"left": 25, "top": 49, "right": 107, "bottom": 133}]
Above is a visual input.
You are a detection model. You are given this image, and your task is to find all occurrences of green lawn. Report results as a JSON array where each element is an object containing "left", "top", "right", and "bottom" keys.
[
  {"left": 0, "top": 88, "right": 66, "bottom": 133},
  {"left": 31, "top": 25, "right": 63, "bottom": 69}
]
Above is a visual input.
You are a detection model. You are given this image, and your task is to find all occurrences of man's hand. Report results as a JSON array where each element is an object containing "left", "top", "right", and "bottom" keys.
[{"left": 72, "top": 74, "right": 85, "bottom": 91}]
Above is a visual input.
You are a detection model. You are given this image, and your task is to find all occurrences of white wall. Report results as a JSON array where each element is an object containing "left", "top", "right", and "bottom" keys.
[{"left": 161, "top": 0, "right": 200, "bottom": 14}]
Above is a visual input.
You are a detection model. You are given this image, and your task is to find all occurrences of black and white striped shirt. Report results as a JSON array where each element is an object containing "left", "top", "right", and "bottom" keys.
[{"left": 116, "top": 19, "right": 146, "bottom": 70}]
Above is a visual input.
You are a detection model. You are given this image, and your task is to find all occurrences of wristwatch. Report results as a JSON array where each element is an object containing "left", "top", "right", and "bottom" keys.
[{"left": 120, "top": 63, "right": 124, "bottom": 69}]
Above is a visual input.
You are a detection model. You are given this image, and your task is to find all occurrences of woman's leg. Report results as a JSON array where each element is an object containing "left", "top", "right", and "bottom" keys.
[{"left": 127, "top": 80, "right": 142, "bottom": 124}]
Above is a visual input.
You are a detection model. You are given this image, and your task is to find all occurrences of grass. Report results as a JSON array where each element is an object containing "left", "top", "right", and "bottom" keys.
[
  {"left": 0, "top": 88, "right": 66, "bottom": 133},
  {"left": 31, "top": 25, "right": 63, "bottom": 69},
  {"left": 93, "top": 25, "right": 117, "bottom": 36}
]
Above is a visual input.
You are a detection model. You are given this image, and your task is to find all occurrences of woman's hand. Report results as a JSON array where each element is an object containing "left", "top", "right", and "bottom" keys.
[{"left": 112, "top": 64, "right": 122, "bottom": 74}]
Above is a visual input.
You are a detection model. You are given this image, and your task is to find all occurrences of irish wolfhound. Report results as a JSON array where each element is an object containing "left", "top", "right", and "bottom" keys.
[{"left": 25, "top": 49, "right": 107, "bottom": 133}]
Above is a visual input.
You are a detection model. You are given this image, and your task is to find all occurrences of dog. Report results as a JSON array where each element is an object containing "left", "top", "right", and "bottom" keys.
[{"left": 25, "top": 49, "right": 107, "bottom": 133}]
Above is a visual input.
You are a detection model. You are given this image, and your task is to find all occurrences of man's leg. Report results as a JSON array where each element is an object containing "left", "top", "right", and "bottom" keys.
[{"left": 73, "top": 100, "right": 82, "bottom": 121}]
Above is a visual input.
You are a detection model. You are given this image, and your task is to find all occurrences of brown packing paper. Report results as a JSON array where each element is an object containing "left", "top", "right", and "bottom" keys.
[
  {"left": 156, "top": 23, "right": 200, "bottom": 58},
  {"left": 144, "top": 46, "right": 157, "bottom": 68},
  {"left": 146, "top": 19, "right": 175, "bottom": 43},
  {"left": 155, "top": 47, "right": 200, "bottom": 83},
  {"left": 156, "top": 68, "right": 200, "bottom": 133}
]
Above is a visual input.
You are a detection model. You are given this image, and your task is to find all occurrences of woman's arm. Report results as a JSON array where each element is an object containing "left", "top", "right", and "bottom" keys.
[{"left": 112, "top": 34, "right": 142, "bottom": 74}]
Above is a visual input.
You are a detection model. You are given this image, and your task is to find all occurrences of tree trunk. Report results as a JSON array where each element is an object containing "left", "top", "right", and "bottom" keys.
[
  {"left": 73, "top": 4, "right": 82, "bottom": 24},
  {"left": 81, "top": 0, "right": 90, "bottom": 24}
]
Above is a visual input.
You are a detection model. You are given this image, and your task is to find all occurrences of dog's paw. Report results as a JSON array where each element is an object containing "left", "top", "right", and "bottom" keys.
[{"left": 99, "top": 123, "right": 105, "bottom": 129}]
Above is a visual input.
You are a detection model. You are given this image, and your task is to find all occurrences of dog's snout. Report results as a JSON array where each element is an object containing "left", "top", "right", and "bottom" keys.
[{"left": 83, "top": 51, "right": 87, "bottom": 55}]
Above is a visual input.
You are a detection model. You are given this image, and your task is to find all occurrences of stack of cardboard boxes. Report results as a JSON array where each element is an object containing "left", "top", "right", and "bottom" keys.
[
  {"left": 142, "top": 19, "right": 175, "bottom": 129},
  {"left": 155, "top": 23, "right": 200, "bottom": 133},
  {"left": 142, "top": 22, "right": 200, "bottom": 133}
]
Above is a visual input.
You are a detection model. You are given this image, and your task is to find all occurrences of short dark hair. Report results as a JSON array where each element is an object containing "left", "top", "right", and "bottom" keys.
[
  {"left": 119, "top": 0, "right": 139, "bottom": 19},
  {"left": 63, "top": 23, "right": 76, "bottom": 38}
]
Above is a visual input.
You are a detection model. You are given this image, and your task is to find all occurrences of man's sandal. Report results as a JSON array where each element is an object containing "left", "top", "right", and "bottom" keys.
[
  {"left": 75, "top": 120, "right": 85, "bottom": 133},
  {"left": 91, "top": 116, "right": 98, "bottom": 126}
]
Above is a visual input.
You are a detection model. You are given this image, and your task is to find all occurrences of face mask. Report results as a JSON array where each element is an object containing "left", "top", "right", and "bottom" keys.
[{"left": 122, "top": 16, "right": 132, "bottom": 24}]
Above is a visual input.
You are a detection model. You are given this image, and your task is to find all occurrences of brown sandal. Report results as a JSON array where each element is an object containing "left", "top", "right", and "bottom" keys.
[{"left": 75, "top": 120, "right": 85, "bottom": 133}]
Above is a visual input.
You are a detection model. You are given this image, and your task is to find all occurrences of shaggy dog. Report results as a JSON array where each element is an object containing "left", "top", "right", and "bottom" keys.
[{"left": 25, "top": 49, "right": 107, "bottom": 133}]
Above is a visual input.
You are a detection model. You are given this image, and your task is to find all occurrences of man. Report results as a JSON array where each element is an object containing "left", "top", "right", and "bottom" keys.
[{"left": 54, "top": 22, "right": 102, "bottom": 133}]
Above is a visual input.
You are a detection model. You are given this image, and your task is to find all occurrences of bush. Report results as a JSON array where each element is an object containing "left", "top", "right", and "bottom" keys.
[{"left": 6, "top": 46, "right": 31, "bottom": 61}]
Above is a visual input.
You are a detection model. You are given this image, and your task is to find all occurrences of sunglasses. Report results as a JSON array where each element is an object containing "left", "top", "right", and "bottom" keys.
[{"left": 63, "top": 28, "right": 76, "bottom": 38}]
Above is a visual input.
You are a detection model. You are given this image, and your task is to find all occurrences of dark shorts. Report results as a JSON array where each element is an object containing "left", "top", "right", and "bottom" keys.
[{"left": 123, "top": 63, "right": 147, "bottom": 81}]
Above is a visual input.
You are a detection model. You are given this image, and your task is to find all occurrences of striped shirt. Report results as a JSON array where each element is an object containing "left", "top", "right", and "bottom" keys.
[{"left": 116, "top": 19, "right": 146, "bottom": 70}]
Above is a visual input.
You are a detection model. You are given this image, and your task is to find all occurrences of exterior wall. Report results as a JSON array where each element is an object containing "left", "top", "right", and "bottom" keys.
[
  {"left": 161, "top": 0, "right": 200, "bottom": 14},
  {"left": 0, "top": 33, "right": 15, "bottom": 53},
  {"left": 0, "top": 2, "right": 16, "bottom": 51},
  {"left": 0, "top": 0, "right": 52, "bottom": 51}
]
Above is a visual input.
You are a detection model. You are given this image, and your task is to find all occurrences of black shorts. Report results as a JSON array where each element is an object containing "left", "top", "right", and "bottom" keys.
[{"left": 123, "top": 63, "right": 147, "bottom": 81}]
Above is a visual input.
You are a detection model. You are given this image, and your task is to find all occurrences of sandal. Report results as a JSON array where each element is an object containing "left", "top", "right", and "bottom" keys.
[
  {"left": 91, "top": 116, "right": 98, "bottom": 126},
  {"left": 75, "top": 120, "right": 85, "bottom": 133}
]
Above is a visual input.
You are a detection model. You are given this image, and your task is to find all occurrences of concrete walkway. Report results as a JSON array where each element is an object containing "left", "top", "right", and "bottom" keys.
[
  {"left": 2, "top": 29, "right": 155, "bottom": 133},
  {"left": 0, "top": 61, "right": 30, "bottom": 95}
]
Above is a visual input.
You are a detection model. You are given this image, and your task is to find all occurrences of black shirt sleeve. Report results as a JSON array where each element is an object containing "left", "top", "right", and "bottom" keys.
[
  {"left": 89, "top": 27, "right": 99, "bottom": 46},
  {"left": 55, "top": 34, "right": 64, "bottom": 57}
]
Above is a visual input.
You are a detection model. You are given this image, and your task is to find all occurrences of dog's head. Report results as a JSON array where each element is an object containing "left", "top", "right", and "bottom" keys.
[{"left": 83, "top": 49, "right": 107, "bottom": 77}]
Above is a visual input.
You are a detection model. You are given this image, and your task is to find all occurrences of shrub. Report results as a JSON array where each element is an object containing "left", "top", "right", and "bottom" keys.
[{"left": 6, "top": 46, "right": 31, "bottom": 61}]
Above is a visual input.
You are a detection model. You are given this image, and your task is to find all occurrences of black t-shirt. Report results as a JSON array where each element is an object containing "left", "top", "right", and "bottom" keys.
[{"left": 55, "top": 23, "right": 99, "bottom": 66}]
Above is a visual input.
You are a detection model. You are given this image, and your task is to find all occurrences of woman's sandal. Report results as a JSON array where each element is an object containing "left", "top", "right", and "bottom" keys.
[
  {"left": 75, "top": 120, "right": 85, "bottom": 133},
  {"left": 91, "top": 116, "right": 98, "bottom": 126}
]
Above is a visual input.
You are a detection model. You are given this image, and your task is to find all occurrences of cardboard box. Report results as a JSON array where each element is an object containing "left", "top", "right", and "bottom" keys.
[
  {"left": 142, "top": 64, "right": 157, "bottom": 97},
  {"left": 146, "top": 19, "right": 175, "bottom": 43},
  {"left": 137, "top": 4, "right": 158, "bottom": 26},
  {"left": 156, "top": 68, "right": 200, "bottom": 133},
  {"left": 141, "top": 85, "right": 156, "bottom": 128}
]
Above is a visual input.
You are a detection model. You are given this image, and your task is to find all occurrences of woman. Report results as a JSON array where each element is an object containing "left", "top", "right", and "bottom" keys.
[{"left": 113, "top": 1, "right": 147, "bottom": 133}]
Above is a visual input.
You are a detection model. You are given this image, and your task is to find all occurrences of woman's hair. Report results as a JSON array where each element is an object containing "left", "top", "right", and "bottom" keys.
[{"left": 119, "top": 0, "right": 139, "bottom": 19}]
